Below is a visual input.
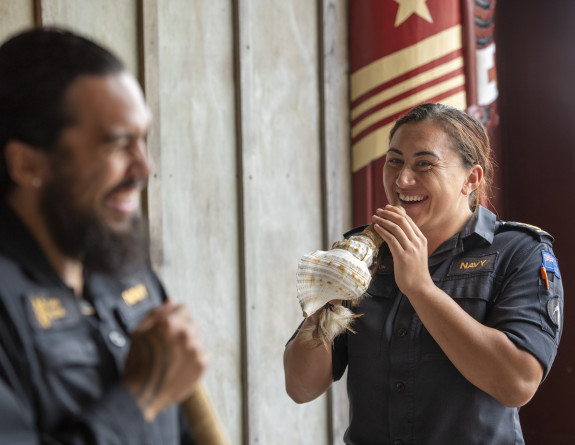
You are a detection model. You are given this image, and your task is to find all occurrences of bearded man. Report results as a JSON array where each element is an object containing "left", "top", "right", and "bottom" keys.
[{"left": 0, "top": 28, "right": 207, "bottom": 444}]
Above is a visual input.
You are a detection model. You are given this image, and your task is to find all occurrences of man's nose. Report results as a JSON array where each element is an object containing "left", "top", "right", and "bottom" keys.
[{"left": 130, "top": 139, "right": 153, "bottom": 178}]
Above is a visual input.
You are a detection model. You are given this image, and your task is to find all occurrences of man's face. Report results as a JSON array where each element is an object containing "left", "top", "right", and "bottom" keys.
[{"left": 39, "top": 72, "right": 153, "bottom": 273}]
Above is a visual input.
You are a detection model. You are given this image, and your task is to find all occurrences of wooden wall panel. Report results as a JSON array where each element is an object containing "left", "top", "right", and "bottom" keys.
[
  {"left": 320, "top": 2, "right": 351, "bottom": 443},
  {"left": 0, "top": 1, "right": 352, "bottom": 443},
  {"left": 154, "top": 1, "right": 243, "bottom": 444},
  {"left": 0, "top": 0, "right": 34, "bottom": 41},
  {"left": 38, "top": 0, "right": 139, "bottom": 75},
  {"left": 236, "top": 1, "right": 329, "bottom": 443}
]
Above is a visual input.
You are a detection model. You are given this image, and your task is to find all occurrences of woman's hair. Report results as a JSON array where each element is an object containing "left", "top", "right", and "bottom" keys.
[
  {"left": 0, "top": 27, "right": 125, "bottom": 196},
  {"left": 388, "top": 103, "right": 493, "bottom": 211}
]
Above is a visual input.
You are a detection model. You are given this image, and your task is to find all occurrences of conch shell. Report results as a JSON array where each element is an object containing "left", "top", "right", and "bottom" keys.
[{"left": 296, "top": 224, "right": 383, "bottom": 348}]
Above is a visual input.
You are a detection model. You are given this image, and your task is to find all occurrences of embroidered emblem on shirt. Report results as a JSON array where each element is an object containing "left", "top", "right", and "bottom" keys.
[
  {"left": 122, "top": 283, "right": 149, "bottom": 306},
  {"left": 541, "top": 250, "right": 561, "bottom": 279},
  {"left": 31, "top": 296, "right": 66, "bottom": 329},
  {"left": 25, "top": 291, "right": 81, "bottom": 331},
  {"left": 547, "top": 297, "right": 561, "bottom": 326},
  {"left": 448, "top": 253, "right": 497, "bottom": 276}
]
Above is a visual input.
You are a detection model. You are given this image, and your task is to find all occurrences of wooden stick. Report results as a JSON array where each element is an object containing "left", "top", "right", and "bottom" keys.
[{"left": 182, "top": 381, "right": 230, "bottom": 445}]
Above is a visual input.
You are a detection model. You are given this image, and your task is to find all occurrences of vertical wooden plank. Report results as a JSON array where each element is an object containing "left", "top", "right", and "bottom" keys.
[
  {"left": 236, "top": 0, "right": 328, "bottom": 443},
  {"left": 155, "top": 2, "right": 243, "bottom": 443},
  {"left": 137, "top": 0, "right": 164, "bottom": 276},
  {"left": 230, "top": 2, "right": 250, "bottom": 442},
  {"left": 321, "top": 0, "right": 352, "bottom": 247},
  {"left": 0, "top": 0, "right": 34, "bottom": 41},
  {"left": 37, "top": 0, "right": 139, "bottom": 76},
  {"left": 319, "top": 2, "right": 352, "bottom": 443}
]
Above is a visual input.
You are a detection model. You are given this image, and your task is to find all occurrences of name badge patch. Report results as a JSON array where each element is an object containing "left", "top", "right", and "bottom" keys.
[
  {"left": 122, "top": 283, "right": 149, "bottom": 306},
  {"left": 542, "top": 250, "right": 561, "bottom": 279},
  {"left": 116, "top": 277, "right": 160, "bottom": 332},
  {"left": 448, "top": 253, "right": 497, "bottom": 276}
]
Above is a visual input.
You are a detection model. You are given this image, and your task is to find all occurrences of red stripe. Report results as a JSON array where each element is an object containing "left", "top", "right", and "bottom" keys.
[
  {"left": 352, "top": 66, "right": 465, "bottom": 126},
  {"left": 351, "top": 85, "right": 466, "bottom": 145},
  {"left": 352, "top": 165, "right": 373, "bottom": 226},
  {"left": 371, "top": 156, "right": 388, "bottom": 222},
  {"left": 351, "top": 50, "right": 463, "bottom": 108},
  {"left": 352, "top": 157, "right": 389, "bottom": 227}
]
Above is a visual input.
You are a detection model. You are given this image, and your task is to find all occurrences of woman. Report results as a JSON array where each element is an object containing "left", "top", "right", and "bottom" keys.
[{"left": 284, "top": 103, "right": 563, "bottom": 444}]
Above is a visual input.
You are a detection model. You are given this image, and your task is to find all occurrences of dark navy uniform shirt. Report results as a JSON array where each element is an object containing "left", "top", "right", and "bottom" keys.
[
  {"left": 332, "top": 206, "right": 563, "bottom": 445},
  {"left": 0, "top": 201, "right": 194, "bottom": 444}
]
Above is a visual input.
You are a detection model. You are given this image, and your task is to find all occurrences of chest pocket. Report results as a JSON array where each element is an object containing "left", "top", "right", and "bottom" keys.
[
  {"left": 23, "top": 290, "right": 106, "bottom": 415},
  {"left": 35, "top": 328, "right": 100, "bottom": 369},
  {"left": 439, "top": 272, "right": 496, "bottom": 321},
  {"left": 418, "top": 271, "right": 496, "bottom": 361}
]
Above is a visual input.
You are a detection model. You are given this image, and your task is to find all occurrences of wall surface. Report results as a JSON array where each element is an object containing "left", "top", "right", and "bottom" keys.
[
  {"left": 0, "top": 0, "right": 351, "bottom": 443},
  {"left": 496, "top": 2, "right": 575, "bottom": 444}
]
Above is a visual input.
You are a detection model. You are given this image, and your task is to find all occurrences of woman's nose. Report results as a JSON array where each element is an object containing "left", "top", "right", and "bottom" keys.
[{"left": 396, "top": 166, "right": 415, "bottom": 187}]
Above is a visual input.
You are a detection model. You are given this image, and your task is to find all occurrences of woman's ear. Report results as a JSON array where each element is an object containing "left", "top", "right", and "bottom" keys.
[
  {"left": 4, "top": 141, "right": 49, "bottom": 189},
  {"left": 463, "top": 164, "right": 483, "bottom": 196}
]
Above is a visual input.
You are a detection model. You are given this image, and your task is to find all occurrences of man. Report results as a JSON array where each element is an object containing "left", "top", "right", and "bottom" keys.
[{"left": 0, "top": 28, "right": 207, "bottom": 443}]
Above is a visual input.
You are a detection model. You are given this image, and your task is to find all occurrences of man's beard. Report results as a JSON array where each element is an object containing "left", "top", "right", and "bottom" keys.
[{"left": 39, "top": 175, "right": 150, "bottom": 277}]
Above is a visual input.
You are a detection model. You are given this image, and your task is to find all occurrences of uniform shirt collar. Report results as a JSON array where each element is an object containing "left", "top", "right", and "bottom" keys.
[
  {"left": 459, "top": 205, "right": 497, "bottom": 246},
  {"left": 429, "top": 205, "right": 497, "bottom": 265}
]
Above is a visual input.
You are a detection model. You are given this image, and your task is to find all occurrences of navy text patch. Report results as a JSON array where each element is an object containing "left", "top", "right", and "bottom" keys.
[{"left": 448, "top": 253, "right": 497, "bottom": 276}]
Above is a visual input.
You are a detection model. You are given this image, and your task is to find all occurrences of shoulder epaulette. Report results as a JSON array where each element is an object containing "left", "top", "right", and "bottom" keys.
[
  {"left": 497, "top": 221, "right": 554, "bottom": 243},
  {"left": 343, "top": 225, "right": 368, "bottom": 239}
]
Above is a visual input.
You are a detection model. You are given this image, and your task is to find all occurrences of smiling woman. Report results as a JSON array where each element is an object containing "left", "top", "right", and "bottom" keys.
[
  {"left": 382, "top": 104, "right": 487, "bottom": 254},
  {"left": 284, "top": 103, "right": 564, "bottom": 445}
]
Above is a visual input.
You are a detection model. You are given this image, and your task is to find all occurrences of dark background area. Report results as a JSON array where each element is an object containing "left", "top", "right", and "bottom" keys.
[{"left": 496, "top": 1, "right": 575, "bottom": 443}]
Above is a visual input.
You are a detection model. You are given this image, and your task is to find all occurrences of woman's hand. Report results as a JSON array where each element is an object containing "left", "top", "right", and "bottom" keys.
[
  {"left": 372, "top": 206, "right": 543, "bottom": 407},
  {"left": 371, "top": 205, "right": 434, "bottom": 296}
]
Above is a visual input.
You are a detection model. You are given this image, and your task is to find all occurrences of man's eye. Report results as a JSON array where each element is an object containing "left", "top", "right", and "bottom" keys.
[{"left": 104, "top": 137, "right": 129, "bottom": 151}]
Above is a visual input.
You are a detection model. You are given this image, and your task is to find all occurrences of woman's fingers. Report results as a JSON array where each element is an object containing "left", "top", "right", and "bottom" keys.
[{"left": 372, "top": 205, "right": 417, "bottom": 248}]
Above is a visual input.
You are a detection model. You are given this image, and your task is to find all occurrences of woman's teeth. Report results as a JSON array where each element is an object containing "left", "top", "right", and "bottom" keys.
[{"left": 399, "top": 194, "right": 425, "bottom": 202}]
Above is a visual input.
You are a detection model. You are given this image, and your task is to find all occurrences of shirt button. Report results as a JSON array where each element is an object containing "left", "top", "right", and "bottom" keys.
[
  {"left": 395, "top": 382, "right": 405, "bottom": 393},
  {"left": 108, "top": 330, "right": 127, "bottom": 348},
  {"left": 397, "top": 328, "right": 407, "bottom": 337}
]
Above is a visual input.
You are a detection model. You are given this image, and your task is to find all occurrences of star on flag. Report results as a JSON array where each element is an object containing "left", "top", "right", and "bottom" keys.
[{"left": 393, "top": 0, "right": 434, "bottom": 27}]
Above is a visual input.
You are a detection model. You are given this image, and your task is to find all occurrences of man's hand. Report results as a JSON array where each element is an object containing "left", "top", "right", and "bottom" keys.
[{"left": 123, "top": 301, "right": 208, "bottom": 422}]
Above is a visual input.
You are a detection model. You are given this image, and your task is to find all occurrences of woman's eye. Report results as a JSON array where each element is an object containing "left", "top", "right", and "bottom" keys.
[
  {"left": 386, "top": 158, "right": 402, "bottom": 166},
  {"left": 416, "top": 160, "right": 434, "bottom": 170}
]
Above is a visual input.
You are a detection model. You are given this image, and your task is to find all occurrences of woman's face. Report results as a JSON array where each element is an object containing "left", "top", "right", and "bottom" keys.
[{"left": 383, "top": 120, "right": 476, "bottom": 241}]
